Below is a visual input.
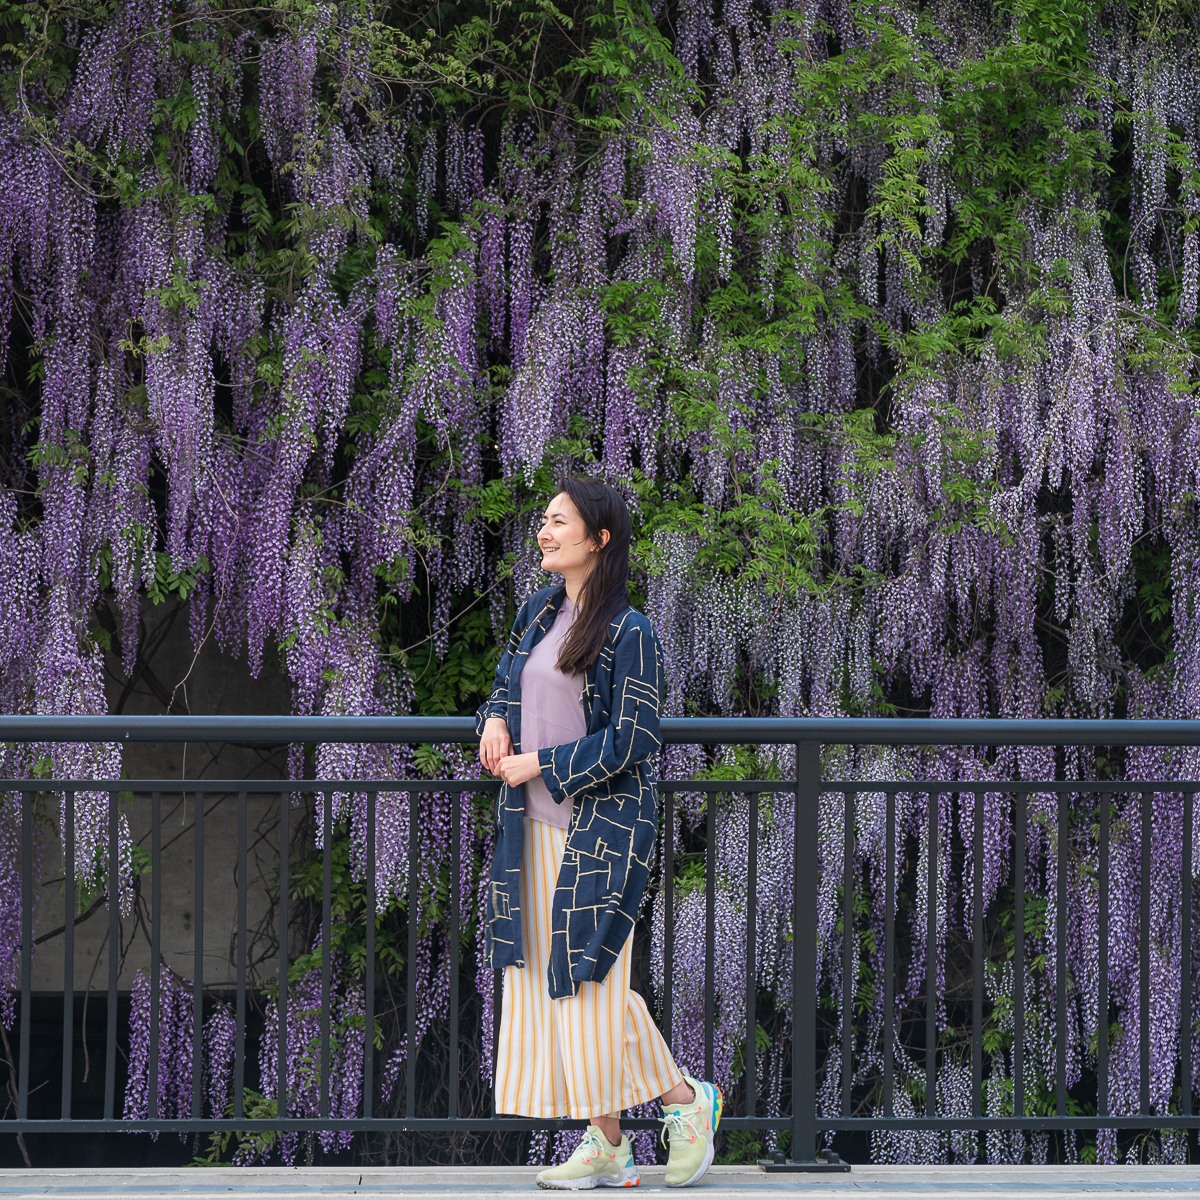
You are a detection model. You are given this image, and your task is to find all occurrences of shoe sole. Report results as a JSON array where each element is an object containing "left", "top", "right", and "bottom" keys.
[
  {"left": 536, "top": 1166, "right": 640, "bottom": 1190},
  {"left": 666, "top": 1080, "right": 724, "bottom": 1189}
]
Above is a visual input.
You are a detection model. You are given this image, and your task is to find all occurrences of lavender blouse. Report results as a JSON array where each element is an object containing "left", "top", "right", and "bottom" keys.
[{"left": 519, "top": 596, "right": 586, "bottom": 828}]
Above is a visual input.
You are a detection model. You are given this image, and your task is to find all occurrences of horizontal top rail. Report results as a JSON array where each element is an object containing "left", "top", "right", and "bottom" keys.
[
  {"left": 1, "top": 715, "right": 1200, "bottom": 745},
  {"left": 2, "top": 778, "right": 1197, "bottom": 793}
]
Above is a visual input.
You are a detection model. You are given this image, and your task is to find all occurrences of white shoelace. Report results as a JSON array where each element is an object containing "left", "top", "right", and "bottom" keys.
[
  {"left": 575, "top": 1129, "right": 609, "bottom": 1163},
  {"left": 660, "top": 1106, "right": 700, "bottom": 1150}
]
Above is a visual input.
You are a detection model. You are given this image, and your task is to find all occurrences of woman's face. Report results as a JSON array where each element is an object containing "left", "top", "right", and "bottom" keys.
[{"left": 537, "top": 492, "right": 608, "bottom": 580}]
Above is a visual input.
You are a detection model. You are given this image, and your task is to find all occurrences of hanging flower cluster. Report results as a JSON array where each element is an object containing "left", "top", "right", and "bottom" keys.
[{"left": 254, "top": 948, "right": 366, "bottom": 1164}]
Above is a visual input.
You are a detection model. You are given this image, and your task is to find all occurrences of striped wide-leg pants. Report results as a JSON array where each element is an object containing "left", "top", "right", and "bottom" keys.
[{"left": 495, "top": 817, "right": 681, "bottom": 1119}]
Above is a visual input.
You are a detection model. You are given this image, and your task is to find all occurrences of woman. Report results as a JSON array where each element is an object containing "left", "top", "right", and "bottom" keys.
[{"left": 476, "top": 476, "right": 722, "bottom": 1191}]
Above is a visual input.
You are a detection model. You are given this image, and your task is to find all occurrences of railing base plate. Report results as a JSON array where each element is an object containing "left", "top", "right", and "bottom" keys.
[{"left": 758, "top": 1152, "right": 851, "bottom": 1173}]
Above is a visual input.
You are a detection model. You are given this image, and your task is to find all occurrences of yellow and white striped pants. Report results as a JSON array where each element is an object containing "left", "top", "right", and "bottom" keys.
[{"left": 495, "top": 817, "right": 682, "bottom": 1119}]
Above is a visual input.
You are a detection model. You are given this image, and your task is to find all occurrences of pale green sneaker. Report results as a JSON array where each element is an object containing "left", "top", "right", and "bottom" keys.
[
  {"left": 536, "top": 1125, "right": 640, "bottom": 1190},
  {"left": 660, "top": 1075, "right": 724, "bottom": 1188}
]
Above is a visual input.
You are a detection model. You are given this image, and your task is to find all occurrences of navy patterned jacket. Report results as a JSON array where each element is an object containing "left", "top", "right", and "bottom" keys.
[{"left": 475, "top": 583, "right": 665, "bottom": 1000}]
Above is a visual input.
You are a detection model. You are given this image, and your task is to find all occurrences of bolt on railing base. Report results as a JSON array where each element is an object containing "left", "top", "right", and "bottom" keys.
[{"left": 758, "top": 1150, "right": 851, "bottom": 1173}]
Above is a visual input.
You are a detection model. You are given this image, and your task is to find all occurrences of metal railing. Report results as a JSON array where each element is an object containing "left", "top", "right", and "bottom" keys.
[{"left": 3, "top": 715, "right": 1200, "bottom": 1169}]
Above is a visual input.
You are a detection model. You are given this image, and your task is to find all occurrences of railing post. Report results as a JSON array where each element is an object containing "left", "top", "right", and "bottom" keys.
[
  {"left": 760, "top": 740, "right": 849, "bottom": 1172},
  {"left": 794, "top": 740, "right": 817, "bottom": 1157}
]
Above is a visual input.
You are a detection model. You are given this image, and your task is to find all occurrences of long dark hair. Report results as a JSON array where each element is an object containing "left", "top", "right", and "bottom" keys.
[{"left": 553, "top": 476, "right": 632, "bottom": 676}]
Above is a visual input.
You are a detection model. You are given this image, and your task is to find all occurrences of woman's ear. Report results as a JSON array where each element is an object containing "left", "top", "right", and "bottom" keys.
[{"left": 595, "top": 529, "right": 611, "bottom": 550}]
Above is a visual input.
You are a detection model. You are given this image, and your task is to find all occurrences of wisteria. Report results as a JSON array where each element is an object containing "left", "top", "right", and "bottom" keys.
[
  {"left": 2, "top": 0, "right": 1200, "bottom": 1167},
  {"left": 124, "top": 967, "right": 196, "bottom": 1130},
  {"left": 126, "top": 968, "right": 242, "bottom": 1139},
  {"left": 255, "top": 949, "right": 365, "bottom": 1163}
]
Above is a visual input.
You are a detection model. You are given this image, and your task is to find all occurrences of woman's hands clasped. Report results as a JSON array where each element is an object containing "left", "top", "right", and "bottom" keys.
[
  {"left": 479, "top": 717, "right": 543, "bottom": 787},
  {"left": 479, "top": 716, "right": 512, "bottom": 772}
]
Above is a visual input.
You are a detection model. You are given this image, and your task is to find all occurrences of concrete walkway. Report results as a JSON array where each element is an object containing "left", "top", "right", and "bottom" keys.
[{"left": 2, "top": 1166, "right": 1200, "bottom": 1198}]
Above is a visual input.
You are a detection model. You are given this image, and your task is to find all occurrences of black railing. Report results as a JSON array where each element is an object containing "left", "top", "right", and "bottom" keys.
[{"left": 4, "top": 716, "right": 1200, "bottom": 1170}]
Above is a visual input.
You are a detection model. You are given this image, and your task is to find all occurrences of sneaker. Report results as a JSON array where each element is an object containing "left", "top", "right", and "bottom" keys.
[
  {"left": 660, "top": 1075, "right": 723, "bottom": 1188},
  {"left": 536, "top": 1125, "right": 640, "bottom": 1190}
]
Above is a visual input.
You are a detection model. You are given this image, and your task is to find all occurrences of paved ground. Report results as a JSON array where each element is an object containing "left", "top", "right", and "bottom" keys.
[{"left": 2, "top": 1166, "right": 1200, "bottom": 1198}]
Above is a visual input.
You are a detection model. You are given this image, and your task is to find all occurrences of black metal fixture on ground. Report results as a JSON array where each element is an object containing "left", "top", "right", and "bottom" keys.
[{"left": 760, "top": 1148, "right": 850, "bottom": 1172}]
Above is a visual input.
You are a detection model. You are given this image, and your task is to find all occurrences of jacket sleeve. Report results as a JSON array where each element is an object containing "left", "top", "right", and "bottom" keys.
[
  {"left": 536, "top": 621, "right": 663, "bottom": 804},
  {"left": 474, "top": 596, "right": 535, "bottom": 737}
]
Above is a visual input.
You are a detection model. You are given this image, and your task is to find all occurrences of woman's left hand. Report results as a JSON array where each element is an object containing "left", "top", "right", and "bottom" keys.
[{"left": 496, "top": 751, "right": 543, "bottom": 787}]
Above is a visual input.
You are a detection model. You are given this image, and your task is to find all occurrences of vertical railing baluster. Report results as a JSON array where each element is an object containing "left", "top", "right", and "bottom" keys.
[
  {"left": 1183, "top": 790, "right": 1194, "bottom": 1125},
  {"left": 193, "top": 791, "right": 205, "bottom": 1119},
  {"left": 925, "top": 791, "right": 938, "bottom": 1118},
  {"left": 746, "top": 791, "right": 758, "bottom": 1119},
  {"left": 104, "top": 790, "right": 118, "bottom": 1120},
  {"left": 1056, "top": 788, "right": 1067, "bottom": 1118},
  {"left": 973, "top": 789, "right": 983, "bottom": 1119},
  {"left": 489, "top": 786, "right": 500, "bottom": 1116},
  {"left": 1141, "top": 789, "right": 1152, "bottom": 1115},
  {"left": 18, "top": 789, "right": 31, "bottom": 1119},
  {"left": 62, "top": 790, "right": 76, "bottom": 1120},
  {"left": 884, "top": 790, "right": 895, "bottom": 1120},
  {"left": 663, "top": 788, "right": 674, "bottom": 1046},
  {"left": 149, "top": 792, "right": 161, "bottom": 1120},
  {"left": 407, "top": 788, "right": 417, "bottom": 1119},
  {"left": 365, "top": 789, "right": 376, "bottom": 1120},
  {"left": 235, "top": 792, "right": 246, "bottom": 1120},
  {"left": 792, "top": 741, "right": 820, "bottom": 1164},
  {"left": 449, "top": 787, "right": 461, "bottom": 1121},
  {"left": 705, "top": 785, "right": 716, "bottom": 1084},
  {"left": 1099, "top": 790, "right": 1109, "bottom": 1118},
  {"left": 321, "top": 789, "right": 332, "bottom": 1121},
  {"left": 841, "top": 790, "right": 854, "bottom": 1119},
  {"left": 491, "top": 970, "right": 501, "bottom": 1118},
  {"left": 1014, "top": 790, "right": 1026, "bottom": 1120},
  {"left": 278, "top": 791, "right": 289, "bottom": 1120}
]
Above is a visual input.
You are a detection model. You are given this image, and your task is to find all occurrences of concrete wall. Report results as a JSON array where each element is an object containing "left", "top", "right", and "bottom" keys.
[{"left": 30, "top": 600, "right": 296, "bottom": 991}]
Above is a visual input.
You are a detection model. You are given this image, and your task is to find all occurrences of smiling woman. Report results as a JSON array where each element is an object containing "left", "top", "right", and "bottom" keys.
[{"left": 475, "top": 477, "right": 724, "bottom": 1190}]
